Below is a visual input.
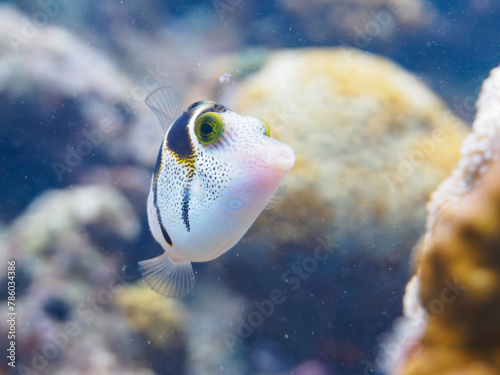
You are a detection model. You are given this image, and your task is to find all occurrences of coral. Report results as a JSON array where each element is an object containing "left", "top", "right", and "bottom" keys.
[
  {"left": 0, "top": 182, "right": 246, "bottom": 374},
  {"left": 0, "top": 185, "right": 154, "bottom": 375},
  {"left": 388, "top": 64, "right": 500, "bottom": 374},
  {"left": 182, "top": 289, "right": 248, "bottom": 375},
  {"left": 228, "top": 47, "right": 468, "bottom": 256},
  {"left": 115, "top": 283, "right": 186, "bottom": 349},
  {"left": 114, "top": 283, "right": 253, "bottom": 375},
  {"left": 292, "top": 359, "right": 329, "bottom": 375},
  {"left": 4, "top": 185, "right": 140, "bottom": 267},
  {"left": 0, "top": 4, "right": 163, "bottom": 220},
  {"left": 279, "top": 0, "right": 434, "bottom": 40}
]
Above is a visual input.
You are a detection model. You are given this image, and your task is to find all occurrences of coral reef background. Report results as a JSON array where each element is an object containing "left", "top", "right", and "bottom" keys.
[
  {"left": 1, "top": 1, "right": 499, "bottom": 374},
  {"left": 382, "top": 62, "right": 500, "bottom": 375}
]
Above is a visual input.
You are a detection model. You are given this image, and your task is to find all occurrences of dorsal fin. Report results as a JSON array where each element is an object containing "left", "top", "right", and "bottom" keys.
[{"left": 145, "top": 86, "right": 183, "bottom": 131}]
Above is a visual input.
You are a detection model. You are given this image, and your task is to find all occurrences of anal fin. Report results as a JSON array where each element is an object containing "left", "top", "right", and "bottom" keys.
[{"left": 138, "top": 252, "right": 194, "bottom": 298}]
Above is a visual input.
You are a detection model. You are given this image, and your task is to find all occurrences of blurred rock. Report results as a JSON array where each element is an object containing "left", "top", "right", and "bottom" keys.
[
  {"left": 0, "top": 185, "right": 159, "bottom": 375},
  {"left": 385, "top": 63, "right": 500, "bottom": 374},
  {"left": 293, "top": 359, "right": 330, "bottom": 375},
  {"left": 279, "top": 0, "right": 435, "bottom": 43},
  {"left": 228, "top": 47, "right": 468, "bottom": 259},
  {"left": 0, "top": 4, "right": 163, "bottom": 221},
  {"left": 4, "top": 184, "right": 140, "bottom": 264},
  {"left": 115, "top": 283, "right": 186, "bottom": 349},
  {"left": 183, "top": 288, "right": 248, "bottom": 375}
]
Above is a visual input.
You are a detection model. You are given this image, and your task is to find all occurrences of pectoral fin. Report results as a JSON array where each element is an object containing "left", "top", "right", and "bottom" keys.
[
  {"left": 138, "top": 252, "right": 194, "bottom": 298},
  {"left": 265, "top": 179, "right": 287, "bottom": 210}
]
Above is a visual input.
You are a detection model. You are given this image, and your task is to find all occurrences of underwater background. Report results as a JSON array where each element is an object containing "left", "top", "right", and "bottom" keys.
[{"left": 1, "top": 1, "right": 500, "bottom": 374}]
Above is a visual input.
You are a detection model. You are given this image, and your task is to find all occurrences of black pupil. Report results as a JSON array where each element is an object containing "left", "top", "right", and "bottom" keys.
[{"left": 201, "top": 122, "right": 213, "bottom": 135}]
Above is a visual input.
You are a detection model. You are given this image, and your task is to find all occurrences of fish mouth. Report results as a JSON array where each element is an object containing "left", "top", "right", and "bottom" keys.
[{"left": 267, "top": 144, "right": 295, "bottom": 173}]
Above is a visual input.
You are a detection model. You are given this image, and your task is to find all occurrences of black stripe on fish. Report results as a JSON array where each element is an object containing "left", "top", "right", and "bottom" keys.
[
  {"left": 187, "top": 101, "right": 207, "bottom": 111},
  {"left": 180, "top": 166, "right": 196, "bottom": 232},
  {"left": 187, "top": 101, "right": 231, "bottom": 115},
  {"left": 181, "top": 187, "right": 191, "bottom": 232},
  {"left": 152, "top": 143, "right": 163, "bottom": 185},
  {"left": 167, "top": 110, "right": 195, "bottom": 160},
  {"left": 153, "top": 176, "right": 173, "bottom": 246},
  {"left": 198, "top": 103, "right": 231, "bottom": 116},
  {"left": 159, "top": 216, "right": 173, "bottom": 246}
]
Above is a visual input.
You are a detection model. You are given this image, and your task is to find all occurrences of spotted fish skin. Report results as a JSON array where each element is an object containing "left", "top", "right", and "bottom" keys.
[{"left": 140, "top": 87, "right": 295, "bottom": 297}]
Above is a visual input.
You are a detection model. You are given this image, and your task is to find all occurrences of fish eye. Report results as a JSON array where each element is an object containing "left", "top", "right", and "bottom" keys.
[
  {"left": 195, "top": 112, "right": 223, "bottom": 145},
  {"left": 259, "top": 118, "right": 271, "bottom": 137}
]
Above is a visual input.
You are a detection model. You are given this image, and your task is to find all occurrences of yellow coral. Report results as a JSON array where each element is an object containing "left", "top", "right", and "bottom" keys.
[
  {"left": 115, "top": 283, "right": 186, "bottom": 348},
  {"left": 395, "top": 64, "right": 500, "bottom": 374},
  {"left": 232, "top": 47, "right": 468, "bottom": 254},
  {"left": 404, "top": 163, "right": 500, "bottom": 374}
]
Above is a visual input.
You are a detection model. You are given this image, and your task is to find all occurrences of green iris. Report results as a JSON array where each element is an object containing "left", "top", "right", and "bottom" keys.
[
  {"left": 195, "top": 112, "right": 223, "bottom": 145},
  {"left": 260, "top": 118, "right": 271, "bottom": 137}
]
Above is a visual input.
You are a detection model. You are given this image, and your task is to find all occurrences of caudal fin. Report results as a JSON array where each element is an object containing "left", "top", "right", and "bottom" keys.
[{"left": 138, "top": 252, "right": 194, "bottom": 298}]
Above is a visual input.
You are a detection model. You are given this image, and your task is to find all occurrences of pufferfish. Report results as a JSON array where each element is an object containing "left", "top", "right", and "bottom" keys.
[{"left": 140, "top": 86, "right": 295, "bottom": 298}]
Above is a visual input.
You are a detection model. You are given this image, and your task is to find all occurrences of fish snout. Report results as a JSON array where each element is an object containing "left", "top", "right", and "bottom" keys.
[{"left": 265, "top": 142, "right": 295, "bottom": 173}]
